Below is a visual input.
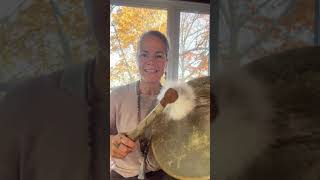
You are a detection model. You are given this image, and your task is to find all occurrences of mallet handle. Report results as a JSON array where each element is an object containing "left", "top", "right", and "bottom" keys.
[
  {"left": 126, "top": 88, "right": 178, "bottom": 141},
  {"left": 127, "top": 103, "right": 164, "bottom": 141}
]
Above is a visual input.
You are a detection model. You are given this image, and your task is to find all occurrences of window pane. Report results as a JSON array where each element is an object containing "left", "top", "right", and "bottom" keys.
[
  {"left": 218, "top": 0, "right": 314, "bottom": 67},
  {"left": 178, "top": 12, "right": 209, "bottom": 81},
  {"left": 110, "top": 5, "right": 167, "bottom": 89},
  {"left": 0, "top": 1, "right": 94, "bottom": 91}
]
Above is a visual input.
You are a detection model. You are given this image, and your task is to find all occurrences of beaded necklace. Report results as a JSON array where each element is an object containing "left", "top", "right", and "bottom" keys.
[{"left": 136, "top": 80, "right": 161, "bottom": 179}]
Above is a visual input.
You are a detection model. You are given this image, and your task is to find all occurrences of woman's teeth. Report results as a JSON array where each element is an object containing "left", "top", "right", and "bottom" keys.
[{"left": 145, "top": 69, "right": 157, "bottom": 73}]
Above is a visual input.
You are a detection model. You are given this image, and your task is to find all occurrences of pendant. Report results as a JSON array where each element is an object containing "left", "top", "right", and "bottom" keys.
[{"left": 138, "top": 156, "right": 146, "bottom": 179}]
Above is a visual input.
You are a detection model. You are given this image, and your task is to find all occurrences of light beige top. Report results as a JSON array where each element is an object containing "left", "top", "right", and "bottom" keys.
[{"left": 110, "top": 81, "right": 160, "bottom": 178}]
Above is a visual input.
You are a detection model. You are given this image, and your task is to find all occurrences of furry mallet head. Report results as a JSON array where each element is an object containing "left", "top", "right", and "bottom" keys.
[
  {"left": 158, "top": 81, "right": 196, "bottom": 120},
  {"left": 159, "top": 88, "right": 179, "bottom": 107}
]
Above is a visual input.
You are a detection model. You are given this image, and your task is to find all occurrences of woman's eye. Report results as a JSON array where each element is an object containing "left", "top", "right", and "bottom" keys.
[{"left": 156, "top": 55, "right": 164, "bottom": 59}]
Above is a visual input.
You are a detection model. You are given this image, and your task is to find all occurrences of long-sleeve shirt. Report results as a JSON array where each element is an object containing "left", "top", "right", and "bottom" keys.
[{"left": 110, "top": 81, "right": 160, "bottom": 178}]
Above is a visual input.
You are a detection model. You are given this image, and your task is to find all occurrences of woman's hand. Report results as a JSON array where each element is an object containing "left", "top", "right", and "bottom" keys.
[{"left": 110, "top": 134, "right": 137, "bottom": 159}]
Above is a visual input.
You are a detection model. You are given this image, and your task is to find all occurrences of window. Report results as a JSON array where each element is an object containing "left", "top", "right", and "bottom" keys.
[
  {"left": 110, "top": 0, "right": 210, "bottom": 88},
  {"left": 179, "top": 12, "right": 209, "bottom": 81},
  {"left": 110, "top": 5, "right": 167, "bottom": 88}
]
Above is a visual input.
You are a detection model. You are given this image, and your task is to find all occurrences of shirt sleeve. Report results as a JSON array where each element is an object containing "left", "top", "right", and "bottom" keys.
[{"left": 110, "top": 90, "right": 119, "bottom": 135}]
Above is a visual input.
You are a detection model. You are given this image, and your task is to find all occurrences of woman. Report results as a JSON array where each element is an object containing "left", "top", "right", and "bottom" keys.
[{"left": 110, "top": 31, "right": 173, "bottom": 179}]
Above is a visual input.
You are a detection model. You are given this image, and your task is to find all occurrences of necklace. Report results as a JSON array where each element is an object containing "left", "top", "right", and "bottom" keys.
[
  {"left": 136, "top": 80, "right": 156, "bottom": 154},
  {"left": 136, "top": 80, "right": 161, "bottom": 179}
]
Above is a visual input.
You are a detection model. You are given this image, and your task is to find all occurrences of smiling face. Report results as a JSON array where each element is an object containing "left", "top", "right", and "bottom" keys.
[{"left": 137, "top": 34, "right": 168, "bottom": 83}]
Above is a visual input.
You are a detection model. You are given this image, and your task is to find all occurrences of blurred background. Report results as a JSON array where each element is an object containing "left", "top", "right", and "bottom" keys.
[{"left": 0, "top": 0, "right": 318, "bottom": 96}]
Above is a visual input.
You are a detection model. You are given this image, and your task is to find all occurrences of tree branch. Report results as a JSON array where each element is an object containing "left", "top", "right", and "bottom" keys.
[
  {"left": 0, "top": 0, "right": 27, "bottom": 23},
  {"left": 239, "top": 0, "right": 297, "bottom": 60},
  {"left": 180, "top": 47, "right": 209, "bottom": 56},
  {"left": 181, "top": 14, "right": 199, "bottom": 50},
  {"left": 185, "top": 23, "right": 209, "bottom": 41},
  {"left": 239, "top": 0, "right": 297, "bottom": 29},
  {"left": 238, "top": 0, "right": 271, "bottom": 28},
  {"left": 111, "top": 22, "right": 134, "bottom": 81},
  {"left": 49, "top": 0, "right": 72, "bottom": 66},
  {"left": 181, "top": 15, "right": 196, "bottom": 49},
  {"left": 220, "top": 0, "right": 230, "bottom": 27}
]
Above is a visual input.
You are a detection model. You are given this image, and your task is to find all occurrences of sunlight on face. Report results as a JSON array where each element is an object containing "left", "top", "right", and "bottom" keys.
[{"left": 137, "top": 35, "right": 168, "bottom": 83}]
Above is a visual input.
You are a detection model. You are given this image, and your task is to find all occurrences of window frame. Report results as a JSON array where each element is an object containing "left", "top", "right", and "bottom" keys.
[{"left": 110, "top": 0, "right": 210, "bottom": 80}]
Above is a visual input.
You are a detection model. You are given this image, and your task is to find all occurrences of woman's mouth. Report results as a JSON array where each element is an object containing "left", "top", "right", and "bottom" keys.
[{"left": 144, "top": 69, "right": 158, "bottom": 73}]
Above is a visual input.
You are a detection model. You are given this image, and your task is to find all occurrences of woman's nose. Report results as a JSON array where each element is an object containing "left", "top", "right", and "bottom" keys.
[{"left": 146, "top": 56, "right": 156, "bottom": 63}]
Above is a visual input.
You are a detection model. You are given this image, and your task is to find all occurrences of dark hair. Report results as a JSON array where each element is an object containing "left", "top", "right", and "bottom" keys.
[{"left": 137, "top": 30, "right": 170, "bottom": 57}]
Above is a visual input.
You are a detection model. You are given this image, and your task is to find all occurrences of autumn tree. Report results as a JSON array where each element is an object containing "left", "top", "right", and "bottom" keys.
[
  {"left": 179, "top": 12, "right": 209, "bottom": 81},
  {"left": 110, "top": 6, "right": 167, "bottom": 87},
  {"left": 0, "top": 0, "right": 96, "bottom": 93},
  {"left": 110, "top": 6, "right": 210, "bottom": 87},
  {"left": 218, "top": 0, "right": 314, "bottom": 68}
]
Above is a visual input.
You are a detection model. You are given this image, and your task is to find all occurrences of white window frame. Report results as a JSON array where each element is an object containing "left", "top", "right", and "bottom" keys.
[{"left": 110, "top": 0, "right": 210, "bottom": 81}]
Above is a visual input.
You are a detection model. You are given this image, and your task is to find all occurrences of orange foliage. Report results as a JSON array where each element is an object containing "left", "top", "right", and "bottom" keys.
[
  {"left": 279, "top": 0, "right": 314, "bottom": 29},
  {"left": 110, "top": 6, "right": 210, "bottom": 84},
  {"left": 0, "top": 0, "right": 96, "bottom": 81},
  {"left": 110, "top": 6, "right": 167, "bottom": 85}
]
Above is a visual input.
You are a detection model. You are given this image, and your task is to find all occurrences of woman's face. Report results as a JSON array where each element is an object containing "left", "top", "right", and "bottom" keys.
[{"left": 137, "top": 35, "right": 167, "bottom": 83}]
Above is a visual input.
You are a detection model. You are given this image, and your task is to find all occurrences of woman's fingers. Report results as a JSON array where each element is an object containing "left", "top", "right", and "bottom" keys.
[
  {"left": 110, "top": 134, "right": 137, "bottom": 159},
  {"left": 111, "top": 143, "right": 133, "bottom": 159},
  {"left": 111, "top": 145, "right": 126, "bottom": 159},
  {"left": 118, "top": 143, "right": 132, "bottom": 153},
  {"left": 119, "top": 135, "right": 136, "bottom": 150}
]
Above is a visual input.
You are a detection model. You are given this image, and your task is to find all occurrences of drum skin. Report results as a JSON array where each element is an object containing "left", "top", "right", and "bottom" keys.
[
  {"left": 214, "top": 46, "right": 320, "bottom": 180},
  {"left": 151, "top": 46, "right": 320, "bottom": 180},
  {"left": 151, "top": 76, "right": 210, "bottom": 180},
  {"left": 238, "top": 46, "right": 320, "bottom": 180}
]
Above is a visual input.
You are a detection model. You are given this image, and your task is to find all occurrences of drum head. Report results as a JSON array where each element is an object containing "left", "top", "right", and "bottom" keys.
[{"left": 151, "top": 76, "right": 210, "bottom": 180}]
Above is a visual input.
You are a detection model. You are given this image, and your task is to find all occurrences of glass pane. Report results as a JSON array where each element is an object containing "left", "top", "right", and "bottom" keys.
[
  {"left": 110, "top": 5, "right": 167, "bottom": 89},
  {"left": 178, "top": 12, "right": 209, "bottom": 81},
  {"left": 217, "top": 0, "right": 314, "bottom": 68}
]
